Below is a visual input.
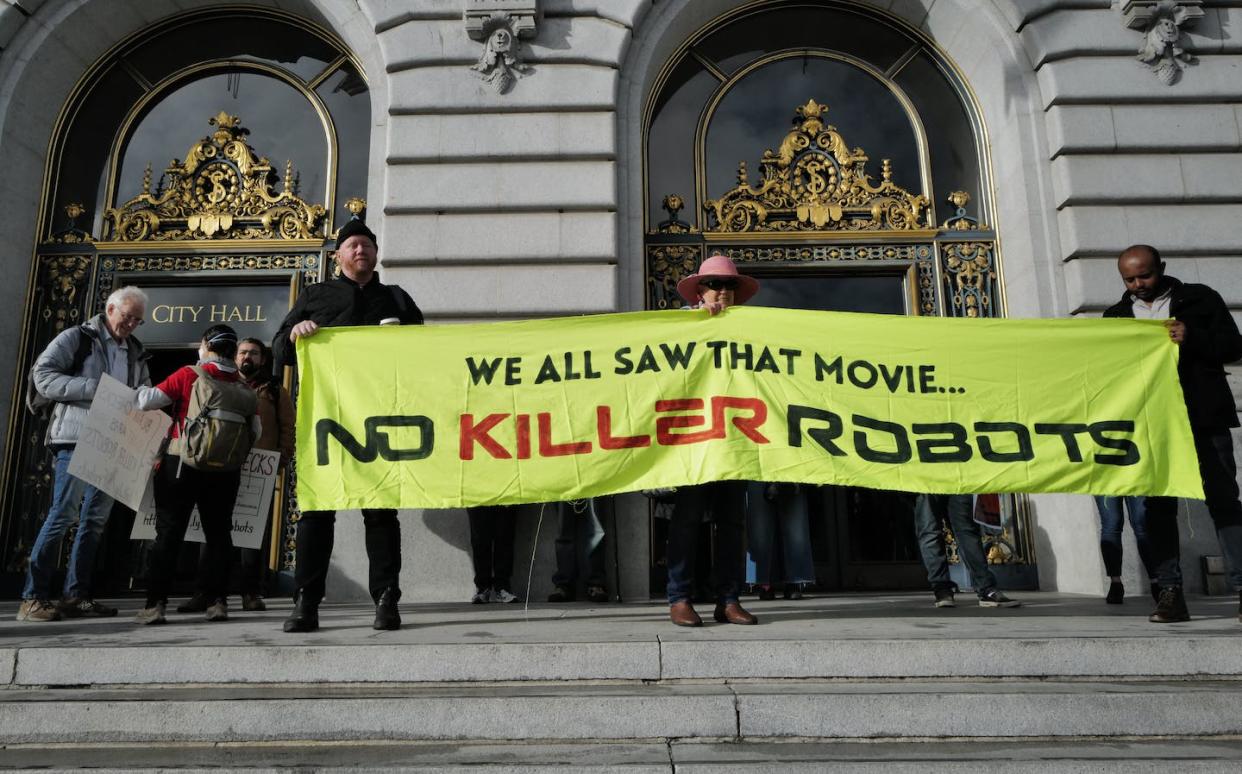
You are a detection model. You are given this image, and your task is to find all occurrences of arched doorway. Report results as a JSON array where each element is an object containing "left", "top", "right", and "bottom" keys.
[
  {"left": 0, "top": 7, "right": 370, "bottom": 597},
  {"left": 642, "top": 1, "right": 1036, "bottom": 592}
]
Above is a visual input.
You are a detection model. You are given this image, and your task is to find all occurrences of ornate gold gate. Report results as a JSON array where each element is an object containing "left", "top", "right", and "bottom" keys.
[{"left": 0, "top": 113, "right": 349, "bottom": 591}]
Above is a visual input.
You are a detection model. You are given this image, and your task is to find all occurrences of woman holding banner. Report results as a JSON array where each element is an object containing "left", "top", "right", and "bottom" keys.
[{"left": 665, "top": 254, "right": 760, "bottom": 627}]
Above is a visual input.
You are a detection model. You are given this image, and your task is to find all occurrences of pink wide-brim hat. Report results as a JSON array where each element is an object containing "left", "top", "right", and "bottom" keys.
[{"left": 676, "top": 254, "right": 760, "bottom": 305}]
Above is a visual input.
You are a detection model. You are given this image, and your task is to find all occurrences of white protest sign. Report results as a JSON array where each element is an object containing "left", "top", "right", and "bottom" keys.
[
  {"left": 67, "top": 373, "right": 170, "bottom": 511},
  {"left": 131, "top": 448, "right": 281, "bottom": 550}
]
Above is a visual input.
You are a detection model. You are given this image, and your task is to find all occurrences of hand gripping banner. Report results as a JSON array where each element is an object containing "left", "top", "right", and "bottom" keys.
[{"left": 295, "top": 307, "right": 1203, "bottom": 510}]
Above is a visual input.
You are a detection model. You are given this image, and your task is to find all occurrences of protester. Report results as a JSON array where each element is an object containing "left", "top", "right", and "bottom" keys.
[
  {"left": 1105, "top": 244, "right": 1242, "bottom": 623},
  {"left": 664, "top": 254, "right": 759, "bottom": 627},
  {"left": 915, "top": 494, "right": 1021, "bottom": 608},
  {"left": 747, "top": 483, "right": 814, "bottom": 600},
  {"left": 133, "top": 324, "right": 260, "bottom": 625},
  {"left": 548, "top": 498, "right": 610, "bottom": 603},
  {"left": 466, "top": 505, "right": 522, "bottom": 603},
  {"left": 273, "top": 217, "right": 424, "bottom": 632},
  {"left": 17, "top": 287, "right": 151, "bottom": 622},
  {"left": 1093, "top": 496, "right": 1158, "bottom": 604},
  {"left": 176, "top": 338, "right": 293, "bottom": 614}
]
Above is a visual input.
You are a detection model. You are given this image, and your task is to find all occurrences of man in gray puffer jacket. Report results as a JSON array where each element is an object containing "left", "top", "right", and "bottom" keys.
[{"left": 17, "top": 286, "right": 151, "bottom": 622}]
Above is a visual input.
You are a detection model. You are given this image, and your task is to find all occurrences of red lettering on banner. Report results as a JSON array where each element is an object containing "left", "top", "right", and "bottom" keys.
[
  {"left": 460, "top": 413, "right": 511, "bottom": 459},
  {"left": 538, "top": 412, "right": 592, "bottom": 456},
  {"left": 656, "top": 396, "right": 770, "bottom": 446},
  {"left": 516, "top": 414, "right": 532, "bottom": 459},
  {"left": 597, "top": 406, "right": 651, "bottom": 449}
]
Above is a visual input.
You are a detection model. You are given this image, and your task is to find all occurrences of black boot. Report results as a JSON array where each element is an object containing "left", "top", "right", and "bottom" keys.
[
  {"left": 282, "top": 593, "right": 319, "bottom": 633},
  {"left": 373, "top": 587, "right": 401, "bottom": 631},
  {"left": 1149, "top": 586, "right": 1190, "bottom": 623}
]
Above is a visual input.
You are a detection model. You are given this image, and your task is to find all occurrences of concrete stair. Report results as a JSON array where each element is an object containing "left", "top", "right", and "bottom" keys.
[{"left": 2, "top": 593, "right": 1242, "bottom": 769}]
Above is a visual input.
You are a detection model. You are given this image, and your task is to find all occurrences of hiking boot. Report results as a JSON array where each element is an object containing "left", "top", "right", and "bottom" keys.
[
  {"left": 16, "top": 599, "right": 61, "bottom": 622},
  {"left": 492, "top": 588, "right": 521, "bottom": 604},
  {"left": 1105, "top": 581, "right": 1124, "bottom": 605},
  {"left": 546, "top": 585, "right": 574, "bottom": 603},
  {"left": 933, "top": 587, "right": 956, "bottom": 608},
  {"left": 585, "top": 584, "right": 609, "bottom": 604},
  {"left": 134, "top": 602, "right": 166, "bottom": 625},
  {"left": 978, "top": 589, "right": 1021, "bottom": 608},
  {"left": 754, "top": 584, "right": 777, "bottom": 601},
  {"left": 176, "top": 593, "right": 209, "bottom": 614},
  {"left": 1149, "top": 586, "right": 1190, "bottom": 623},
  {"left": 283, "top": 596, "right": 319, "bottom": 633},
  {"left": 471, "top": 588, "right": 492, "bottom": 604},
  {"left": 241, "top": 594, "right": 266, "bottom": 612},
  {"left": 59, "top": 598, "right": 117, "bottom": 618},
  {"left": 373, "top": 587, "right": 401, "bottom": 631},
  {"left": 783, "top": 583, "right": 805, "bottom": 601},
  {"left": 205, "top": 599, "right": 229, "bottom": 622}
]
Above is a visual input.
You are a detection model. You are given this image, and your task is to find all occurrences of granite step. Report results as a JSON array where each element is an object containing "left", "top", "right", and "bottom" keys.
[
  {"left": 3, "top": 679, "right": 1242, "bottom": 745},
  {"left": 2, "top": 739, "right": 1242, "bottom": 772}
]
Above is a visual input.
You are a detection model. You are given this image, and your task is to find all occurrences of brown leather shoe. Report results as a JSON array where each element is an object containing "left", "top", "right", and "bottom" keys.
[
  {"left": 669, "top": 600, "right": 702, "bottom": 627},
  {"left": 714, "top": 601, "right": 758, "bottom": 625}
]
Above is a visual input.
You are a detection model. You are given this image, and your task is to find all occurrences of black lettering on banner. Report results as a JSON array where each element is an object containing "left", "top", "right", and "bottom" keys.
[
  {"left": 316, "top": 416, "right": 435, "bottom": 465},
  {"left": 614, "top": 347, "right": 633, "bottom": 375},
  {"left": 1089, "top": 420, "right": 1140, "bottom": 466},
  {"left": 466, "top": 357, "right": 502, "bottom": 386},
  {"left": 787, "top": 404, "right": 846, "bottom": 456},
  {"left": 659, "top": 342, "right": 696, "bottom": 370},
  {"left": 853, "top": 414, "right": 912, "bottom": 463},
  {"left": 1035, "top": 423, "right": 1090, "bottom": 463},
  {"left": 847, "top": 360, "right": 878, "bottom": 389},
  {"left": 974, "top": 422, "right": 1034, "bottom": 462},
  {"left": 912, "top": 422, "right": 973, "bottom": 462},
  {"left": 814, "top": 354, "right": 843, "bottom": 383}
]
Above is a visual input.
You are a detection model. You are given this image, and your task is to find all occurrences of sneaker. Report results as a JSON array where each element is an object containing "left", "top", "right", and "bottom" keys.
[
  {"left": 16, "top": 599, "right": 61, "bottom": 622},
  {"left": 241, "top": 594, "right": 266, "bottom": 612},
  {"left": 492, "top": 588, "right": 522, "bottom": 603},
  {"left": 59, "top": 598, "right": 118, "bottom": 618},
  {"left": 978, "top": 589, "right": 1021, "bottom": 608},
  {"left": 585, "top": 584, "right": 609, "bottom": 604},
  {"left": 1149, "top": 586, "right": 1190, "bottom": 623},
  {"left": 176, "top": 594, "right": 209, "bottom": 614},
  {"left": 1105, "top": 581, "right": 1124, "bottom": 605},
  {"left": 135, "top": 602, "right": 167, "bottom": 625},
  {"left": 933, "top": 588, "right": 956, "bottom": 608},
  {"left": 547, "top": 585, "right": 574, "bottom": 603},
  {"left": 205, "top": 600, "right": 229, "bottom": 622},
  {"left": 471, "top": 588, "right": 492, "bottom": 604}
]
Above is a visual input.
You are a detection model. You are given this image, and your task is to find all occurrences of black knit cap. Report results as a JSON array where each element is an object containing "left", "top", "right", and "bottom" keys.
[{"left": 336, "top": 218, "right": 377, "bottom": 248}]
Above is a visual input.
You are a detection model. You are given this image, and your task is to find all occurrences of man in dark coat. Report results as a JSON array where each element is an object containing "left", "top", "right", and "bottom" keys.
[
  {"left": 1104, "top": 244, "right": 1242, "bottom": 623},
  {"left": 273, "top": 218, "right": 423, "bottom": 633}
]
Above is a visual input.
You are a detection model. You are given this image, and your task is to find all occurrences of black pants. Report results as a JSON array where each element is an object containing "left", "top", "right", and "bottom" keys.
[
  {"left": 467, "top": 505, "right": 517, "bottom": 592},
  {"left": 192, "top": 510, "right": 271, "bottom": 597},
  {"left": 1146, "top": 428, "right": 1242, "bottom": 589},
  {"left": 145, "top": 454, "right": 240, "bottom": 606},
  {"left": 294, "top": 509, "right": 401, "bottom": 604}
]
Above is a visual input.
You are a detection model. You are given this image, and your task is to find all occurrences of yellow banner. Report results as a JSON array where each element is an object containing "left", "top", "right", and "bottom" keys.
[{"left": 295, "top": 307, "right": 1203, "bottom": 510}]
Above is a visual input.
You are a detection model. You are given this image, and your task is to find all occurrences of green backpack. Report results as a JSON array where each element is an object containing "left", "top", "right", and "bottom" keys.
[{"left": 176, "top": 366, "right": 258, "bottom": 471}]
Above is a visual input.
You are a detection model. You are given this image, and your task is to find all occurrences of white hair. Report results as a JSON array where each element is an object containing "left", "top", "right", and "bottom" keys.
[{"left": 106, "top": 285, "right": 148, "bottom": 310}]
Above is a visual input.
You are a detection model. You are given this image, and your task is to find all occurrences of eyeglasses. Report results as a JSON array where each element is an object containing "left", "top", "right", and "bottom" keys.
[
  {"left": 699, "top": 278, "right": 738, "bottom": 291},
  {"left": 119, "top": 312, "right": 144, "bottom": 326}
]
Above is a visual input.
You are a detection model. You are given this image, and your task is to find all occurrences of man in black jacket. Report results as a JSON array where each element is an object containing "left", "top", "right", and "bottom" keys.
[
  {"left": 273, "top": 218, "right": 423, "bottom": 633},
  {"left": 1104, "top": 244, "right": 1242, "bottom": 623}
]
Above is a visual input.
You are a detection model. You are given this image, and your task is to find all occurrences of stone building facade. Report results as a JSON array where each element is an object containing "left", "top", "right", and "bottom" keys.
[{"left": 0, "top": 0, "right": 1237, "bottom": 602}]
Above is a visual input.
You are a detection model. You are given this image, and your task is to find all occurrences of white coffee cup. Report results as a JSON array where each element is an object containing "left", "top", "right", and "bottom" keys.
[{"left": 380, "top": 317, "right": 401, "bottom": 326}]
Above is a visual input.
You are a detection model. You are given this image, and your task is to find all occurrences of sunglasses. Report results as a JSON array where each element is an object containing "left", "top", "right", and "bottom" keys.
[{"left": 699, "top": 278, "right": 739, "bottom": 291}]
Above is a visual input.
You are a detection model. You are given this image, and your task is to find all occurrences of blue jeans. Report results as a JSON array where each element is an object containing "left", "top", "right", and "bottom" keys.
[
  {"left": 1094, "top": 496, "right": 1156, "bottom": 579},
  {"left": 666, "top": 481, "right": 746, "bottom": 604},
  {"left": 22, "top": 448, "right": 115, "bottom": 600},
  {"left": 552, "top": 499, "right": 607, "bottom": 588},
  {"left": 914, "top": 494, "right": 996, "bottom": 595},
  {"left": 746, "top": 483, "right": 815, "bottom": 585}
]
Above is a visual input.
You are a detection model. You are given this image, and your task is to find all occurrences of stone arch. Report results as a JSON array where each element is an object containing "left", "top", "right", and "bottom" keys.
[
  {"left": 0, "top": 0, "right": 387, "bottom": 450},
  {"left": 617, "top": 0, "right": 1065, "bottom": 321}
]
